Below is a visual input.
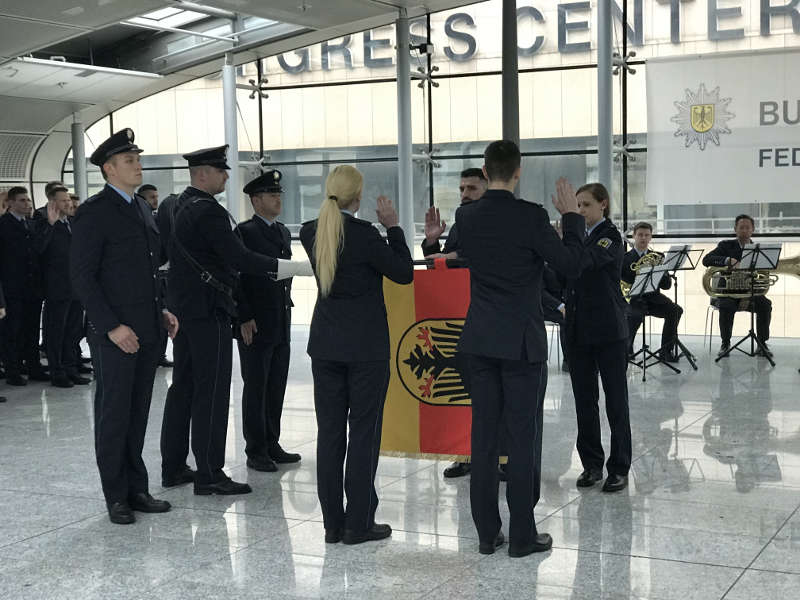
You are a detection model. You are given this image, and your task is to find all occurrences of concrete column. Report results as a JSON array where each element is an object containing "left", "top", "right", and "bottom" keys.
[
  {"left": 222, "top": 52, "right": 240, "bottom": 222},
  {"left": 501, "top": 0, "right": 520, "bottom": 147},
  {"left": 71, "top": 119, "right": 88, "bottom": 201},
  {"left": 597, "top": 0, "right": 613, "bottom": 191},
  {"left": 395, "top": 10, "right": 414, "bottom": 247}
]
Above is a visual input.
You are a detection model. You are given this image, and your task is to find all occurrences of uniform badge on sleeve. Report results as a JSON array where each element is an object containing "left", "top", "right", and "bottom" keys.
[{"left": 597, "top": 238, "right": 612, "bottom": 249}]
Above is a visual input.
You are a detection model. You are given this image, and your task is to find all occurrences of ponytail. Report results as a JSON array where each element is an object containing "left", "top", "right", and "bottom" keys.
[{"left": 314, "top": 165, "right": 363, "bottom": 297}]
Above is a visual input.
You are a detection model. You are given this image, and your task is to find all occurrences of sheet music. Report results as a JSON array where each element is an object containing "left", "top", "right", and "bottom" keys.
[
  {"left": 629, "top": 265, "right": 670, "bottom": 297},
  {"left": 734, "top": 243, "right": 782, "bottom": 270},
  {"left": 661, "top": 244, "right": 691, "bottom": 270}
]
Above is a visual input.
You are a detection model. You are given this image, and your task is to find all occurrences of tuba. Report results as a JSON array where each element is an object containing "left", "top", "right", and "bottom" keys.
[
  {"left": 702, "top": 253, "right": 800, "bottom": 299},
  {"left": 620, "top": 250, "right": 664, "bottom": 299}
]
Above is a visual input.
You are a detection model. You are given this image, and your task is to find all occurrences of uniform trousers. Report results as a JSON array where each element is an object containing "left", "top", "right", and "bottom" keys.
[
  {"left": 311, "top": 359, "right": 389, "bottom": 534},
  {"left": 45, "top": 299, "right": 83, "bottom": 377},
  {"left": 627, "top": 294, "right": 683, "bottom": 354},
  {"left": 715, "top": 296, "right": 771, "bottom": 344},
  {"left": 237, "top": 339, "right": 290, "bottom": 459},
  {"left": 89, "top": 336, "right": 159, "bottom": 504},
  {"left": 3, "top": 296, "right": 43, "bottom": 376},
  {"left": 160, "top": 312, "right": 232, "bottom": 485},
  {"left": 467, "top": 353, "right": 546, "bottom": 547},
  {"left": 568, "top": 338, "right": 631, "bottom": 477}
]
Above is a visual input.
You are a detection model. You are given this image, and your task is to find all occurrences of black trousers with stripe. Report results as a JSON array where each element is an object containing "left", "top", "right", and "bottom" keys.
[
  {"left": 160, "top": 312, "right": 233, "bottom": 485},
  {"left": 311, "top": 359, "right": 389, "bottom": 534},
  {"left": 89, "top": 335, "right": 159, "bottom": 504}
]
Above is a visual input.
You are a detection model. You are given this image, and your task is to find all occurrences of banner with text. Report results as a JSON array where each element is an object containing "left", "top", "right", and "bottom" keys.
[{"left": 646, "top": 49, "right": 800, "bottom": 207}]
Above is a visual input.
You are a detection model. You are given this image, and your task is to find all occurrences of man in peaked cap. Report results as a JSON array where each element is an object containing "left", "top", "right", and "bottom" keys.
[
  {"left": 160, "top": 146, "right": 310, "bottom": 496},
  {"left": 70, "top": 128, "right": 179, "bottom": 524},
  {"left": 235, "top": 169, "right": 301, "bottom": 473}
]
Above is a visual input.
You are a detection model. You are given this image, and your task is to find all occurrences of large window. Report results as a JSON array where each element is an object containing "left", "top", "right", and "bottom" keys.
[{"left": 61, "top": 0, "right": 800, "bottom": 237}]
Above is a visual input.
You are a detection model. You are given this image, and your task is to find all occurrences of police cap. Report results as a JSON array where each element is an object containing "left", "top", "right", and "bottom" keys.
[
  {"left": 243, "top": 170, "right": 283, "bottom": 196},
  {"left": 183, "top": 144, "right": 230, "bottom": 169},
  {"left": 89, "top": 128, "right": 142, "bottom": 167}
]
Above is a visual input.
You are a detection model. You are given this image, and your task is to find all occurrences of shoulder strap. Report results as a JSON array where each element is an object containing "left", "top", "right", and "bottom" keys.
[{"left": 169, "top": 192, "right": 233, "bottom": 298}]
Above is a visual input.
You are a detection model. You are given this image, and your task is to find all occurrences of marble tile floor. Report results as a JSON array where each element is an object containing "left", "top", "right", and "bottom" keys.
[{"left": 2, "top": 328, "right": 800, "bottom": 599}]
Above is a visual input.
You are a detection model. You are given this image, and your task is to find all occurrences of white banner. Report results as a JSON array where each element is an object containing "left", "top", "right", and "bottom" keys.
[{"left": 646, "top": 49, "right": 800, "bottom": 207}]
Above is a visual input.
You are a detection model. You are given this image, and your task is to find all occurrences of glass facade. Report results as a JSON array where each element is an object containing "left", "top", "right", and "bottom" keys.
[{"left": 61, "top": 0, "right": 800, "bottom": 236}]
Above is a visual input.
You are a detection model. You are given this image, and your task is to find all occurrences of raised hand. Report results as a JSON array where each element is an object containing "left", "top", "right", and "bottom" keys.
[
  {"left": 424, "top": 206, "right": 446, "bottom": 243},
  {"left": 46, "top": 200, "right": 60, "bottom": 225},
  {"left": 551, "top": 177, "right": 579, "bottom": 215},
  {"left": 375, "top": 195, "right": 400, "bottom": 229}
]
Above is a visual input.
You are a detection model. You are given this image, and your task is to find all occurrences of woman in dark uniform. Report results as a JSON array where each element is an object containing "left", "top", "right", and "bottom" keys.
[
  {"left": 299, "top": 165, "right": 413, "bottom": 545},
  {"left": 562, "top": 182, "right": 631, "bottom": 493}
]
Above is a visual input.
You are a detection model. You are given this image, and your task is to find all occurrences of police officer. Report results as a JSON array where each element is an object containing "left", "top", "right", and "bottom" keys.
[
  {"left": 160, "top": 145, "right": 309, "bottom": 496},
  {"left": 456, "top": 142, "right": 585, "bottom": 558},
  {"left": 564, "top": 182, "right": 631, "bottom": 494},
  {"left": 0, "top": 186, "right": 49, "bottom": 385},
  {"left": 421, "top": 168, "right": 487, "bottom": 479},
  {"left": 35, "top": 184, "right": 90, "bottom": 388},
  {"left": 622, "top": 222, "right": 682, "bottom": 361},
  {"left": 236, "top": 170, "right": 300, "bottom": 472},
  {"left": 70, "top": 129, "right": 179, "bottom": 524}
]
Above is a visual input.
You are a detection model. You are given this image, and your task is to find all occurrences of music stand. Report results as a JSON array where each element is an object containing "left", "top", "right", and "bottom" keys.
[
  {"left": 628, "top": 265, "right": 681, "bottom": 381},
  {"left": 715, "top": 243, "right": 780, "bottom": 366},
  {"left": 660, "top": 245, "right": 704, "bottom": 371}
]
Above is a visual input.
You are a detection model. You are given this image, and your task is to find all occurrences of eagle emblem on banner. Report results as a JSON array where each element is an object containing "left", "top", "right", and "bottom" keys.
[
  {"left": 397, "top": 319, "right": 470, "bottom": 407},
  {"left": 671, "top": 83, "right": 734, "bottom": 150}
]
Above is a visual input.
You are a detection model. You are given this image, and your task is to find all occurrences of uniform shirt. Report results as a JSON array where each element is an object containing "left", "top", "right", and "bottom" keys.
[{"left": 565, "top": 218, "right": 629, "bottom": 347}]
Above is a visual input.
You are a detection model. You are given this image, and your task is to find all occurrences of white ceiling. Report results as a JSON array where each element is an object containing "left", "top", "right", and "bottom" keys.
[{"left": 0, "top": 58, "right": 161, "bottom": 105}]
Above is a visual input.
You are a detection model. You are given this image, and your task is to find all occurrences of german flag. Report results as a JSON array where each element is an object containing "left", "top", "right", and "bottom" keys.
[{"left": 381, "top": 260, "right": 472, "bottom": 459}]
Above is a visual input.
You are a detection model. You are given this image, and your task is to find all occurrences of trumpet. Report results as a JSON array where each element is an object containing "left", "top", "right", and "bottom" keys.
[
  {"left": 620, "top": 249, "right": 664, "bottom": 299},
  {"left": 702, "top": 253, "right": 800, "bottom": 299}
]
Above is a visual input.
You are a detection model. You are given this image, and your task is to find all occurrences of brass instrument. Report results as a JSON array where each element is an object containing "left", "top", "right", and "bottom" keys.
[
  {"left": 620, "top": 249, "right": 665, "bottom": 299},
  {"left": 702, "top": 253, "right": 800, "bottom": 299}
]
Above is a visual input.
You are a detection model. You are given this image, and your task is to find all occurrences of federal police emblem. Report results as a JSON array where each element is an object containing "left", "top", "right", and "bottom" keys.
[
  {"left": 396, "top": 319, "right": 470, "bottom": 406},
  {"left": 671, "top": 83, "right": 734, "bottom": 151},
  {"left": 597, "top": 238, "right": 611, "bottom": 249}
]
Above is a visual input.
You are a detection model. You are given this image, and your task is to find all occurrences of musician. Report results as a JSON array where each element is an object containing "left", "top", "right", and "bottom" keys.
[
  {"left": 622, "top": 222, "right": 683, "bottom": 362},
  {"left": 702, "top": 214, "right": 772, "bottom": 358},
  {"left": 565, "top": 183, "right": 631, "bottom": 494}
]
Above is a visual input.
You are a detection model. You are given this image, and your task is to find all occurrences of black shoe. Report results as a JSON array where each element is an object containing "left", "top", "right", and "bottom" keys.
[
  {"left": 0, "top": 396, "right": 6, "bottom": 403},
  {"left": 51, "top": 375, "right": 74, "bottom": 388},
  {"left": 107, "top": 501, "right": 135, "bottom": 525},
  {"left": 508, "top": 533, "right": 553, "bottom": 557},
  {"left": 342, "top": 523, "right": 392, "bottom": 545},
  {"left": 325, "top": 529, "right": 343, "bottom": 544},
  {"left": 77, "top": 364, "right": 93, "bottom": 374},
  {"left": 602, "top": 474, "right": 629, "bottom": 493},
  {"left": 498, "top": 463, "right": 508, "bottom": 482},
  {"left": 6, "top": 374, "right": 26, "bottom": 387},
  {"left": 576, "top": 469, "right": 603, "bottom": 488},
  {"left": 247, "top": 455, "right": 278, "bottom": 472},
  {"left": 718, "top": 342, "right": 731, "bottom": 358},
  {"left": 194, "top": 477, "right": 252, "bottom": 496},
  {"left": 443, "top": 462, "right": 471, "bottom": 478},
  {"left": 162, "top": 466, "right": 195, "bottom": 488},
  {"left": 68, "top": 373, "right": 91, "bottom": 385},
  {"left": 129, "top": 492, "right": 171, "bottom": 513},
  {"left": 561, "top": 360, "right": 570, "bottom": 373},
  {"left": 28, "top": 370, "right": 50, "bottom": 382},
  {"left": 158, "top": 356, "right": 174, "bottom": 368},
  {"left": 479, "top": 531, "right": 505, "bottom": 555},
  {"left": 269, "top": 446, "right": 301, "bottom": 464}
]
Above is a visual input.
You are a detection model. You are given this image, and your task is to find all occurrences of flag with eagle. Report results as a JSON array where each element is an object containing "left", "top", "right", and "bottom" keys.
[{"left": 381, "top": 260, "right": 472, "bottom": 459}]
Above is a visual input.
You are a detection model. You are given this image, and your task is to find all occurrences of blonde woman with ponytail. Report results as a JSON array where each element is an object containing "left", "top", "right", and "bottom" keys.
[{"left": 299, "top": 165, "right": 413, "bottom": 546}]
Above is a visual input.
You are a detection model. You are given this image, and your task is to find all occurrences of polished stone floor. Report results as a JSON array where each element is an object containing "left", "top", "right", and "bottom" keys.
[{"left": 2, "top": 329, "right": 800, "bottom": 599}]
